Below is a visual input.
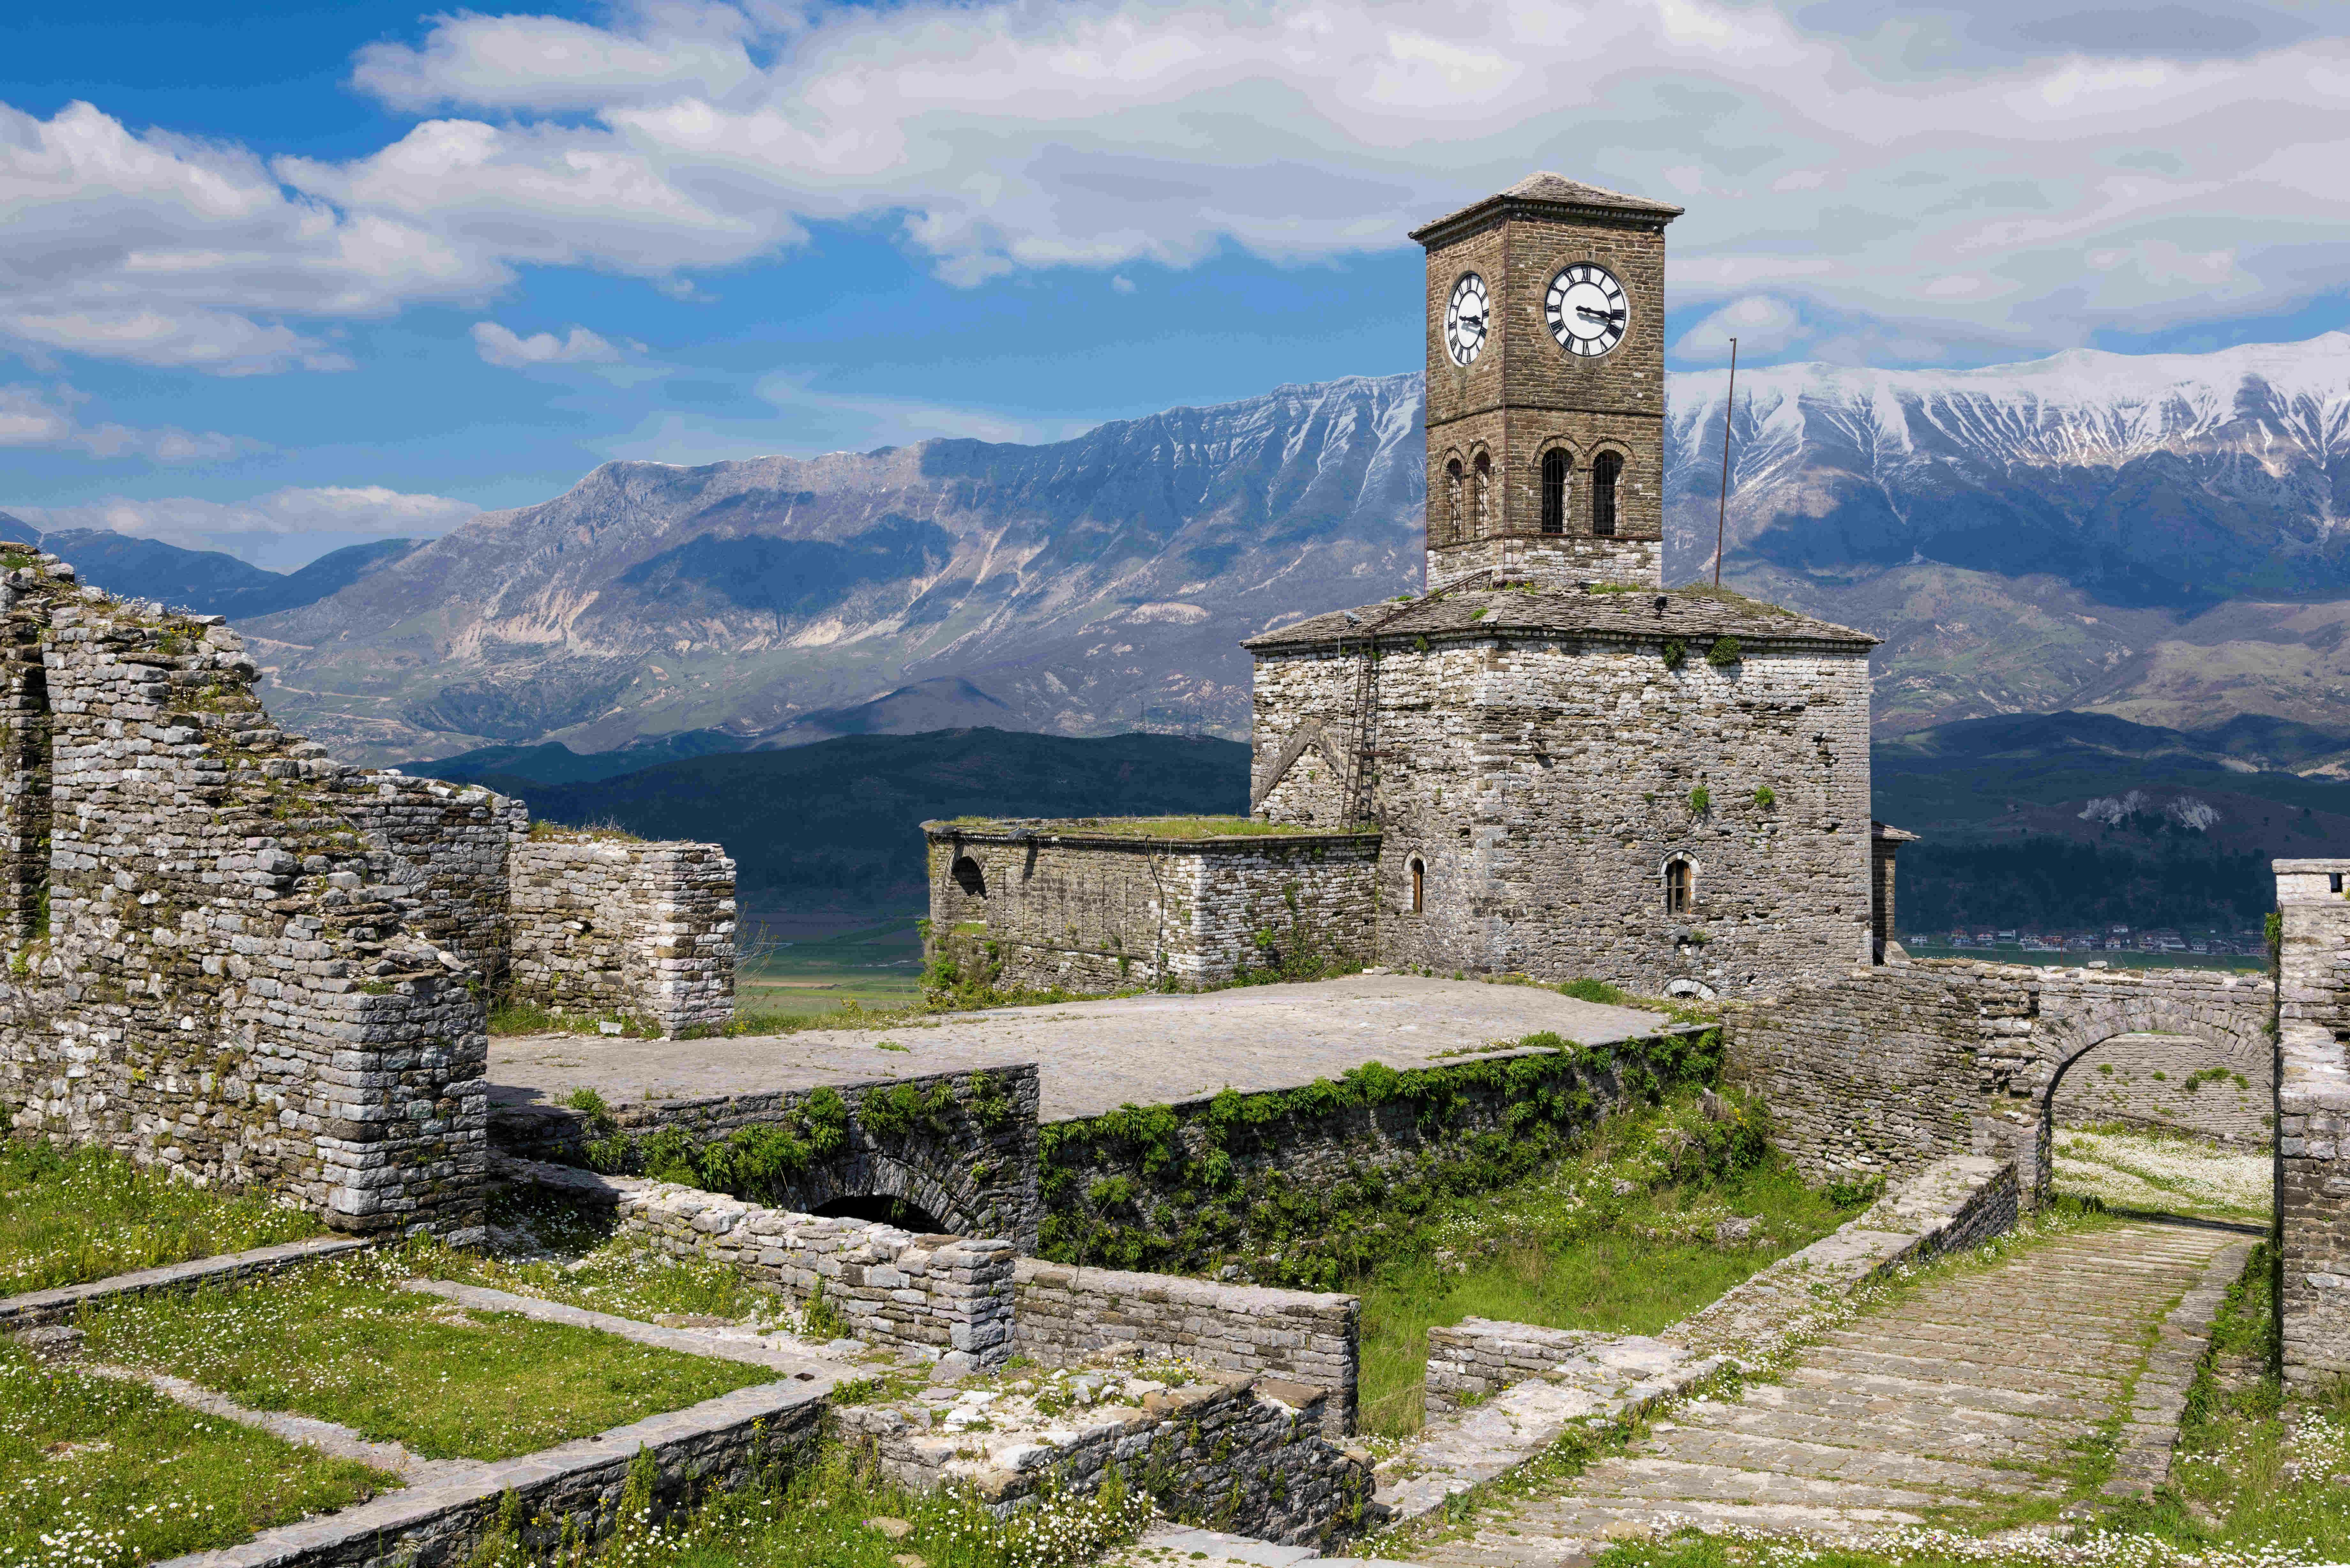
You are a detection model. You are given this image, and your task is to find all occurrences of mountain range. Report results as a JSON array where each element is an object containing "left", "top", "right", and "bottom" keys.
[{"left": 14, "top": 331, "right": 2350, "bottom": 769}]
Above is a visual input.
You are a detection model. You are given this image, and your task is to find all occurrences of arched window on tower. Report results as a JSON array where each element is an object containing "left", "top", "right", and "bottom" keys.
[
  {"left": 1473, "top": 452, "right": 1492, "bottom": 534},
  {"left": 1409, "top": 856, "right": 1426, "bottom": 914},
  {"left": 951, "top": 855, "right": 987, "bottom": 898},
  {"left": 1592, "top": 451, "right": 1622, "bottom": 537},
  {"left": 1664, "top": 855, "right": 1693, "bottom": 915},
  {"left": 1445, "top": 460, "right": 1464, "bottom": 544},
  {"left": 1540, "top": 449, "right": 1569, "bottom": 535}
]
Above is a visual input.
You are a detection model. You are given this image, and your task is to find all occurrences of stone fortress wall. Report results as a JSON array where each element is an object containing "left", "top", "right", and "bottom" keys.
[
  {"left": 507, "top": 834, "right": 735, "bottom": 1034},
  {"left": 0, "top": 543, "right": 736, "bottom": 1239},
  {"left": 2275, "top": 858, "right": 2350, "bottom": 1390},
  {"left": 925, "top": 821, "right": 1380, "bottom": 990},
  {"left": 1725, "top": 956, "right": 2273, "bottom": 1196},
  {"left": 1247, "top": 614, "right": 1876, "bottom": 998}
]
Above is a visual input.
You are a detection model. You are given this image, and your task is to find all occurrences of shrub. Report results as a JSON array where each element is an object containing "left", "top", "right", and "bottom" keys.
[
  {"left": 1688, "top": 785, "right": 1711, "bottom": 813},
  {"left": 1661, "top": 638, "right": 1686, "bottom": 670},
  {"left": 1706, "top": 635, "right": 1743, "bottom": 667},
  {"left": 1753, "top": 785, "right": 1775, "bottom": 807}
]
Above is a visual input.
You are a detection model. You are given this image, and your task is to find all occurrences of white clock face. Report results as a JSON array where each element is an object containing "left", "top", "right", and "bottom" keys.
[
  {"left": 1547, "top": 264, "right": 1628, "bottom": 357},
  {"left": 1444, "top": 273, "right": 1489, "bottom": 366}
]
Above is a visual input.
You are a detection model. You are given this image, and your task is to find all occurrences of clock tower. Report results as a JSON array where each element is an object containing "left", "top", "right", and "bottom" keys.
[{"left": 1412, "top": 172, "right": 1682, "bottom": 592}]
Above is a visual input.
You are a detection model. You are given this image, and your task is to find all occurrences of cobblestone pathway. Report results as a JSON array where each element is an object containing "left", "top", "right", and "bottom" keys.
[{"left": 1405, "top": 1220, "right": 2238, "bottom": 1567}]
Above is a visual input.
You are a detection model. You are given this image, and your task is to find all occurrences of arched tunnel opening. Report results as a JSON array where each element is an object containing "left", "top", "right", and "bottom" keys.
[{"left": 813, "top": 1193, "right": 947, "bottom": 1233}]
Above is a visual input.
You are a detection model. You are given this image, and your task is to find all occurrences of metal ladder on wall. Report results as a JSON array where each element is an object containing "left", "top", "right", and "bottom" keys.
[{"left": 1338, "top": 601, "right": 1415, "bottom": 828}]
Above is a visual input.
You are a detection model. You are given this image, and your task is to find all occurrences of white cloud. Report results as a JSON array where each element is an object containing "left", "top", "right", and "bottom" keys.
[
  {"left": 1675, "top": 296, "right": 1807, "bottom": 360},
  {"left": 9, "top": 1, "right": 2350, "bottom": 370},
  {"left": 0, "top": 383, "right": 245, "bottom": 461},
  {"left": 8, "top": 486, "right": 479, "bottom": 569},
  {"left": 1111, "top": 275, "right": 1137, "bottom": 294},
  {"left": 472, "top": 321, "right": 624, "bottom": 367}
]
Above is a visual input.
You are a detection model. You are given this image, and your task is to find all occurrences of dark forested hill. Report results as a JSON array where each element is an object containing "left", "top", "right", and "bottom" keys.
[{"left": 438, "top": 728, "right": 1252, "bottom": 908}]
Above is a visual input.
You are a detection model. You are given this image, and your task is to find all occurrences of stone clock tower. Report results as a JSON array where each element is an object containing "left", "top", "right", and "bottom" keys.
[{"left": 1412, "top": 172, "right": 1682, "bottom": 592}]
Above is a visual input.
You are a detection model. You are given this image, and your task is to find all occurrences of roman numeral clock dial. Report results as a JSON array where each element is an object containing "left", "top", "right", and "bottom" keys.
[
  {"left": 1444, "top": 273, "right": 1489, "bottom": 366},
  {"left": 1546, "top": 264, "right": 1628, "bottom": 357}
]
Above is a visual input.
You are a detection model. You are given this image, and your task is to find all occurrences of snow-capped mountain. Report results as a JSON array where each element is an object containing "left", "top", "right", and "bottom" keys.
[{"left": 238, "top": 333, "right": 2350, "bottom": 762}]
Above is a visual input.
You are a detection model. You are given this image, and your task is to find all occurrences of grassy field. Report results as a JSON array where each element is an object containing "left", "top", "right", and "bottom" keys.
[
  {"left": 733, "top": 913, "right": 929, "bottom": 1027},
  {"left": 2053, "top": 1123, "right": 2272, "bottom": 1224},
  {"left": 82, "top": 1253, "right": 776, "bottom": 1461},
  {"left": 1349, "top": 1093, "right": 1868, "bottom": 1438},
  {"left": 0, "top": 1142, "right": 324, "bottom": 1296},
  {"left": 0, "top": 1338, "right": 391, "bottom": 1568}
]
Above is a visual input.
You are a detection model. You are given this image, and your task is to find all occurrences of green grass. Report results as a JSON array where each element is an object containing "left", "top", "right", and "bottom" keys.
[
  {"left": 80, "top": 1253, "right": 778, "bottom": 1462},
  {"left": 0, "top": 1339, "right": 391, "bottom": 1568},
  {"left": 1352, "top": 1098, "right": 1867, "bottom": 1437},
  {"left": 0, "top": 1141, "right": 324, "bottom": 1296},
  {"left": 406, "top": 1191, "right": 792, "bottom": 1328},
  {"left": 469, "top": 1438, "right": 1154, "bottom": 1568},
  {"left": 733, "top": 915, "right": 929, "bottom": 1027}
]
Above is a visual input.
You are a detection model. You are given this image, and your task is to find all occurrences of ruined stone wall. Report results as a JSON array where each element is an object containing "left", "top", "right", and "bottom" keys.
[
  {"left": 1011, "top": 1260, "right": 1361, "bottom": 1436},
  {"left": 0, "top": 553, "right": 513, "bottom": 1238},
  {"left": 506, "top": 835, "right": 735, "bottom": 1037},
  {"left": 1724, "top": 957, "right": 2274, "bottom": 1195},
  {"left": 492, "top": 1063, "right": 1043, "bottom": 1251},
  {"left": 0, "top": 543, "right": 740, "bottom": 1237},
  {"left": 924, "top": 827, "right": 1379, "bottom": 991},
  {"left": 1251, "top": 632, "right": 1873, "bottom": 996},
  {"left": 617, "top": 1181, "right": 1017, "bottom": 1364},
  {"left": 2276, "top": 858, "right": 2350, "bottom": 1390}
]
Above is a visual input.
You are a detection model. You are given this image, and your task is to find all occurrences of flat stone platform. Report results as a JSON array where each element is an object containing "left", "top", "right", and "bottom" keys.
[{"left": 488, "top": 975, "right": 1675, "bottom": 1124}]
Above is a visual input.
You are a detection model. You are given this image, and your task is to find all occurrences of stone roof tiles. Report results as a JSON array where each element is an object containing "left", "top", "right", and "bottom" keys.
[
  {"left": 1242, "top": 583, "right": 1877, "bottom": 653},
  {"left": 1410, "top": 171, "right": 1686, "bottom": 244}
]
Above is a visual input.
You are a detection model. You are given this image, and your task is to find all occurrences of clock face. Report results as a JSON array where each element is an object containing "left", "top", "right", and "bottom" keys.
[
  {"left": 1444, "top": 273, "right": 1489, "bottom": 366},
  {"left": 1546, "top": 264, "right": 1628, "bottom": 357}
]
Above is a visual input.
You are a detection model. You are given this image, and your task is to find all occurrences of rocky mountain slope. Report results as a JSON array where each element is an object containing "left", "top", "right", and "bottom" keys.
[{"left": 233, "top": 335, "right": 2350, "bottom": 765}]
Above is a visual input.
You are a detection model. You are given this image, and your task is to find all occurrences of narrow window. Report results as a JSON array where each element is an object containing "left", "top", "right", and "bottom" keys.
[
  {"left": 1664, "top": 857, "right": 1692, "bottom": 915},
  {"left": 951, "top": 855, "right": 987, "bottom": 898},
  {"left": 1445, "top": 460, "right": 1464, "bottom": 544},
  {"left": 1592, "top": 451, "right": 1622, "bottom": 537},
  {"left": 1409, "top": 857, "right": 1425, "bottom": 914},
  {"left": 1473, "top": 452, "right": 1492, "bottom": 535},
  {"left": 1540, "top": 449, "right": 1568, "bottom": 535}
]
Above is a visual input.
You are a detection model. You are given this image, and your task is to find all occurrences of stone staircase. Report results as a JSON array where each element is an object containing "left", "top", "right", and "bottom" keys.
[{"left": 1402, "top": 1220, "right": 2241, "bottom": 1566}]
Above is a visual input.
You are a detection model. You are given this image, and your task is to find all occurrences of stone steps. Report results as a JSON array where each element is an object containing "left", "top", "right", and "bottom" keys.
[{"left": 1399, "top": 1220, "right": 2235, "bottom": 1568}]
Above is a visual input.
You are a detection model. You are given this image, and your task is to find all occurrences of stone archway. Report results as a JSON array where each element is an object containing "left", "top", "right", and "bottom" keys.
[{"left": 2021, "top": 1004, "right": 2273, "bottom": 1204}]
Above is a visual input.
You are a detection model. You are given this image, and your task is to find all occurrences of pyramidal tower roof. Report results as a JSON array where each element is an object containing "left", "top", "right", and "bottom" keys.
[{"left": 1410, "top": 171, "right": 1684, "bottom": 246}]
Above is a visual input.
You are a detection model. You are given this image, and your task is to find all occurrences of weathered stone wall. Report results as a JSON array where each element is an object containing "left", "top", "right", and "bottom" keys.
[
  {"left": 2050, "top": 1031, "right": 2271, "bottom": 1145},
  {"left": 506, "top": 835, "right": 736, "bottom": 1037},
  {"left": 492, "top": 1063, "right": 1043, "bottom": 1250},
  {"left": 1724, "top": 958, "right": 2274, "bottom": 1195},
  {"left": 2276, "top": 857, "right": 2350, "bottom": 1390},
  {"left": 924, "top": 825, "right": 1379, "bottom": 991},
  {"left": 839, "top": 1374, "right": 1371, "bottom": 1547},
  {"left": 616, "top": 1180, "right": 1017, "bottom": 1365},
  {"left": 0, "top": 544, "right": 739, "bottom": 1239},
  {"left": 1250, "top": 630, "right": 1873, "bottom": 997},
  {"left": 1011, "top": 1259, "right": 1361, "bottom": 1435}
]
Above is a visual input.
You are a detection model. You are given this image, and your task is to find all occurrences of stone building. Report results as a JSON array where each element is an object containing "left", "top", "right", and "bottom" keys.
[{"left": 931, "top": 173, "right": 1903, "bottom": 996}]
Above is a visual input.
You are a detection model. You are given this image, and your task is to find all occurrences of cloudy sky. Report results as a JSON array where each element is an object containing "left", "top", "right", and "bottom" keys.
[{"left": 4, "top": 0, "right": 2346, "bottom": 567}]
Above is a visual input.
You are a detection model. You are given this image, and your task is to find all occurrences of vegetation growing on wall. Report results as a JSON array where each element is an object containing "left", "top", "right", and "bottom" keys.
[{"left": 1036, "top": 1027, "right": 1725, "bottom": 1289}]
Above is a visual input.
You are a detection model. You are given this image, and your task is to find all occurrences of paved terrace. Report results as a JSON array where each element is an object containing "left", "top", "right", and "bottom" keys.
[{"left": 488, "top": 974, "right": 1676, "bottom": 1124}]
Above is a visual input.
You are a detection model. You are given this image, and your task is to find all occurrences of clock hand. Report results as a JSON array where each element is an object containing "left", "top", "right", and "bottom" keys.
[{"left": 1576, "top": 305, "right": 1625, "bottom": 323}]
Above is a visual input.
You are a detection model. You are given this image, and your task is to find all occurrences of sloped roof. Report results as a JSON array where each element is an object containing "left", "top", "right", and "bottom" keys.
[
  {"left": 1244, "top": 582, "right": 1875, "bottom": 653},
  {"left": 1410, "top": 171, "right": 1686, "bottom": 245}
]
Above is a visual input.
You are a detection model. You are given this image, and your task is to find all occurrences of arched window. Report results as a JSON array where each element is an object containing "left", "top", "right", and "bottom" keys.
[
  {"left": 1472, "top": 452, "right": 1492, "bottom": 535},
  {"left": 1540, "top": 449, "right": 1568, "bottom": 535},
  {"left": 1592, "top": 451, "right": 1622, "bottom": 537},
  {"left": 1664, "top": 856, "right": 1693, "bottom": 915},
  {"left": 1445, "top": 460, "right": 1464, "bottom": 544},
  {"left": 1409, "top": 856, "right": 1426, "bottom": 914},
  {"left": 951, "top": 855, "right": 987, "bottom": 898}
]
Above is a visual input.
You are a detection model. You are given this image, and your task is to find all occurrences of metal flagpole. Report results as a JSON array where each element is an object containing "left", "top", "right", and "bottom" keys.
[{"left": 1715, "top": 337, "right": 1738, "bottom": 587}]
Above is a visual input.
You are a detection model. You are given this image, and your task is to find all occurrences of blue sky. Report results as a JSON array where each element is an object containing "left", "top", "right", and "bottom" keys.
[{"left": 4, "top": 0, "right": 2348, "bottom": 567}]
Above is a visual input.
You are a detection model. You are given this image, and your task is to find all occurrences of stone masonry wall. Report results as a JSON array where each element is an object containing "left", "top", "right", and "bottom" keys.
[
  {"left": 1251, "top": 632, "right": 1873, "bottom": 997},
  {"left": 1011, "top": 1259, "right": 1361, "bottom": 1436},
  {"left": 616, "top": 1180, "right": 1017, "bottom": 1365},
  {"left": 2276, "top": 857, "right": 2350, "bottom": 1390},
  {"left": 925, "top": 826, "right": 1379, "bottom": 991},
  {"left": 2050, "top": 1031, "right": 2271, "bottom": 1145},
  {"left": 1725, "top": 958, "right": 2273, "bottom": 1197},
  {"left": 0, "top": 542, "right": 739, "bottom": 1238},
  {"left": 492, "top": 1063, "right": 1043, "bottom": 1251},
  {"left": 506, "top": 835, "right": 735, "bottom": 1037},
  {"left": 839, "top": 1374, "right": 1370, "bottom": 1548}
]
